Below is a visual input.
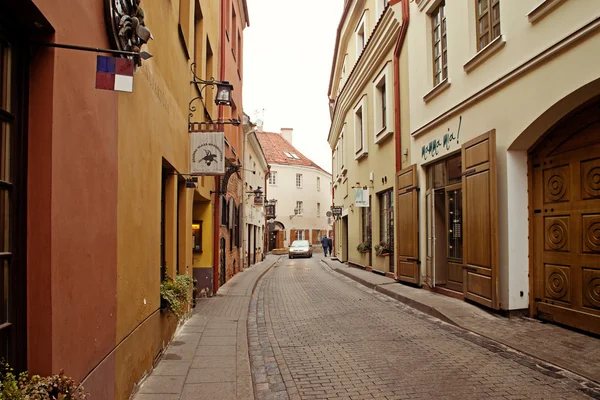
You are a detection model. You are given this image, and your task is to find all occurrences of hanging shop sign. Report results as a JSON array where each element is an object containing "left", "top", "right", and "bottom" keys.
[
  {"left": 254, "top": 196, "right": 264, "bottom": 206},
  {"left": 354, "top": 188, "right": 369, "bottom": 207},
  {"left": 331, "top": 206, "right": 343, "bottom": 217},
  {"left": 190, "top": 132, "right": 225, "bottom": 175}
]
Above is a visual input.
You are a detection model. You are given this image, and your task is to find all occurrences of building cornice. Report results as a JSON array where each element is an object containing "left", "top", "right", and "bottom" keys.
[{"left": 328, "top": 10, "right": 400, "bottom": 146}]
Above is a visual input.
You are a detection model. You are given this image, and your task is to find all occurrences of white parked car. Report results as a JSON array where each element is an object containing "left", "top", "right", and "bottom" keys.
[{"left": 288, "top": 240, "right": 312, "bottom": 259}]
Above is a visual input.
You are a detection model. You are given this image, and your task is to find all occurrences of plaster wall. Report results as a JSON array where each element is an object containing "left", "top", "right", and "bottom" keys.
[
  {"left": 28, "top": 0, "right": 118, "bottom": 383},
  {"left": 267, "top": 165, "right": 332, "bottom": 248},
  {"left": 408, "top": 0, "right": 600, "bottom": 309}
]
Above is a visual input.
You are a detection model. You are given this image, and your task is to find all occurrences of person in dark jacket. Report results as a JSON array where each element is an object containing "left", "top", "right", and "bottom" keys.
[
  {"left": 321, "top": 235, "right": 329, "bottom": 256},
  {"left": 327, "top": 236, "right": 333, "bottom": 256}
]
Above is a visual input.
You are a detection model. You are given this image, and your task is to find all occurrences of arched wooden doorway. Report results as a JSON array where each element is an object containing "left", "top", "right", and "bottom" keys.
[
  {"left": 268, "top": 221, "right": 285, "bottom": 251},
  {"left": 529, "top": 96, "right": 600, "bottom": 335}
]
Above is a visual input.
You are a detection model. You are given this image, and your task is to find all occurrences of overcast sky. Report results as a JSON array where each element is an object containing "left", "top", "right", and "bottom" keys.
[{"left": 243, "top": 0, "right": 343, "bottom": 174}]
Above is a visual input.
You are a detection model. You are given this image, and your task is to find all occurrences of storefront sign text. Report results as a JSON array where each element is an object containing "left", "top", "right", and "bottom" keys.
[{"left": 421, "top": 116, "right": 462, "bottom": 160}]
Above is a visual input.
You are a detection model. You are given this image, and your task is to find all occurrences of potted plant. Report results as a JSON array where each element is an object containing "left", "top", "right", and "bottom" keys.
[
  {"left": 0, "top": 359, "right": 88, "bottom": 399},
  {"left": 160, "top": 274, "right": 194, "bottom": 320},
  {"left": 356, "top": 241, "right": 371, "bottom": 253},
  {"left": 374, "top": 241, "right": 391, "bottom": 256}
]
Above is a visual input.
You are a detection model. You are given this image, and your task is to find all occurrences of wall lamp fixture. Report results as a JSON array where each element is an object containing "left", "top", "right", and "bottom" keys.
[{"left": 189, "top": 63, "right": 235, "bottom": 127}]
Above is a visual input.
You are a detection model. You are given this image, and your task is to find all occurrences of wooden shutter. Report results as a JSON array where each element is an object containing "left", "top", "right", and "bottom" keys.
[
  {"left": 396, "top": 164, "right": 420, "bottom": 284},
  {"left": 462, "top": 130, "right": 499, "bottom": 309},
  {"left": 312, "top": 229, "right": 317, "bottom": 244},
  {"left": 304, "top": 229, "right": 310, "bottom": 242},
  {"left": 290, "top": 229, "right": 297, "bottom": 243}
]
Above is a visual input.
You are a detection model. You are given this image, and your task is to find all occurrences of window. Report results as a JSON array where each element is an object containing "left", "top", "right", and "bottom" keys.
[
  {"left": 317, "top": 177, "right": 321, "bottom": 191},
  {"left": 373, "top": 64, "right": 391, "bottom": 142},
  {"left": 317, "top": 203, "right": 321, "bottom": 217},
  {"left": 340, "top": 131, "right": 345, "bottom": 170},
  {"left": 296, "top": 173, "right": 302, "bottom": 188},
  {"left": 476, "top": 0, "right": 501, "bottom": 51},
  {"left": 290, "top": 153, "right": 300, "bottom": 160},
  {"left": 284, "top": 152, "right": 293, "bottom": 159},
  {"left": 354, "top": 98, "right": 367, "bottom": 158},
  {"left": 361, "top": 200, "right": 372, "bottom": 244},
  {"left": 379, "top": 189, "right": 394, "bottom": 254},
  {"left": 295, "top": 201, "right": 303, "bottom": 215},
  {"left": 356, "top": 17, "right": 366, "bottom": 54},
  {"left": 380, "top": 82, "right": 386, "bottom": 128},
  {"left": 269, "top": 171, "right": 277, "bottom": 185},
  {"left": 192, "top": 221, "right": 203, "bottom": 252},
  {"left": 220, "top": 196, "right": 227, "bottom": 225},
  {"left": 431, "top": 1, "right": 447, "bottom": 86},
  {"left": 232, "top": 5, "right": 237, "bottom": 56}
]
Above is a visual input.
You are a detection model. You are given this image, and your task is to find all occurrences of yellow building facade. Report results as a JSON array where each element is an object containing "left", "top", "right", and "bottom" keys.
[{"left": 328, "top": 0, "right": 411, "bottom": 277}]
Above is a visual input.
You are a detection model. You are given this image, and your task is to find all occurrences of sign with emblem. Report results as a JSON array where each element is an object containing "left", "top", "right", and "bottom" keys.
[
  {"left": 331, "top": 206, "right": 343, "bottom": 217},
  {"left": 354, "top": 188, "right": 369, "bottom": 207},
  {"left": 191, "top": 132, "right": 225, "bottom": 175}
]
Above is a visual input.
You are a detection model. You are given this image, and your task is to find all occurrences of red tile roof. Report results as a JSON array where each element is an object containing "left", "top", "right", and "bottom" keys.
[{"left": 256, "top": 131, "right": 331, "bottom": 176}]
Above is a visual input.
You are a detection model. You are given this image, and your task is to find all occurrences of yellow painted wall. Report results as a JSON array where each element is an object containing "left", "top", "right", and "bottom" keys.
[{"left": 112, "top": 0, "right": 219, "bottom": 397}]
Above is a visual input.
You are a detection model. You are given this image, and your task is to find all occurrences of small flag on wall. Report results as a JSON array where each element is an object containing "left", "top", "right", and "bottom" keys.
[{"left": 95, "top": 55, "right": 134, "bottom": 92}]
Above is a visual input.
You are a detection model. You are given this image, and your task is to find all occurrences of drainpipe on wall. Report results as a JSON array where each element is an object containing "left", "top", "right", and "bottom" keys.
[
  {"left": 393, "top": 0, "right": 409, "bottom": 173},
  {"left": 331, "top": 153, "right": 335, "bottom": 258},
  {"left": 213, "top": 0, "right": 228, "bottom": 294}
]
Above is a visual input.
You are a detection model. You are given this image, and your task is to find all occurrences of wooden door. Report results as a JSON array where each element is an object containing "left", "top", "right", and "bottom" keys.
[
  {"left": 425, "top": 189, "right": 433, "bottom": 286},
  {"left": 276, "top": 231, "right": 284, "bottom": 249},
  {"left": 396, "top": 165, "right": 420, "bottom": 284},
  {"left": 462, "top": 130, "right": 499, "bottom": 309},
  {"left": 531, "top": 100, "right": 600, "bottom": 334}
]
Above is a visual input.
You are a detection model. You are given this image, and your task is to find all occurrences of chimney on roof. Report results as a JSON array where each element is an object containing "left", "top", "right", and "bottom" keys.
[{"left": 280, "top": 128, "right": 293, "bottom": 144}]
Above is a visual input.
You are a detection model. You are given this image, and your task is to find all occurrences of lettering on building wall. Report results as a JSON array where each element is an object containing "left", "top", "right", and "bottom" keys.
[{"left": 421, "top": 116, "right": 462, "bottom": 160}]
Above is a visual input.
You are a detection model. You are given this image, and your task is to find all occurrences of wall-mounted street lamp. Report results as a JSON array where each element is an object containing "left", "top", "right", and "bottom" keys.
[
  {"left": 247, "top": 186, "right": 264, "bottom": 205},
  {"left": 189, "top": 63, "right": 238, "bottom": 128}
]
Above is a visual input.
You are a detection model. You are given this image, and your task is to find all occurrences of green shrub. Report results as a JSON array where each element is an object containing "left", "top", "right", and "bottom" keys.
[
  {"left": 160, "top": 274, "right": 193, "bottom": 319},
  {"left": 374, "top": 241, "right": 391, "bottom": 256},
  {"left": 0, "top": 360, "right": 87, "bottom": 399},
  {"left": 356, "top": 241, "right": 371, "bottom": 253}
]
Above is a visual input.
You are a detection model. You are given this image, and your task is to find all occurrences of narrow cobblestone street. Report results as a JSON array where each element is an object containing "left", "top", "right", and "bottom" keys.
[{"left": 249, "top": 255, "right": 599, "bottom": 400}]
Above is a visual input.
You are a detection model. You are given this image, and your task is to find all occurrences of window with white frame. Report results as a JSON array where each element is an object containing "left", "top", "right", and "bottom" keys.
[
  {"left": 354, "top": 97, "right": 367, "bottom": 159},
  {"left": 296, "top": 173, "right": 303, "bottom": 188},
  {"left": 317, "top": 177, "right": 321, "bottom": 191},
  {"left": 431, "top": 1, "right": 448, "bottom": 86},
  {"left": 269, "top": 171, "right": 277, "bottom": 185},
  {"left": 356, "top": 14, "right": 366, "bottom": 55},
  {"left": 317, "top": 202, "right": 321, "bottom": 217},
  {"left": 339, "top": 129, "right": 345, "bottom": 171},
  {"left": 373, "top": 64, "right": 392, "bottom": 143},
  {"left": 295, "top": 201, "right": 303, "bottom": 215}
]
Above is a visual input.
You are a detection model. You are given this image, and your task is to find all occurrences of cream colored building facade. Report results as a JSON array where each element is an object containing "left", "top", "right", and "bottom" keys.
[
  {"left": 243, "top": 126, "right": 269, "bottom": 268},
  {"left": 328, "top": 0, "right": 411, "bottom": 276},
  {"left": 407, "top": 0, "right": 600, "bottom": 333}
]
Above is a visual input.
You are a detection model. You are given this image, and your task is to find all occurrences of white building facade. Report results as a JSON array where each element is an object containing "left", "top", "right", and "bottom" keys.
[{"left": 257, "top": 129, "right": 333, "bottom": 250}]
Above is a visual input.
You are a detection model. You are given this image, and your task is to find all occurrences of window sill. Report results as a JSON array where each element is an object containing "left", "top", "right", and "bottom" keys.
[
  {"left": 423, "top": 78, "right": 451, "bottom": 103},
  {"left": 463, "top": 35, "right": 506, "bottom": 73},
  {"left": 528, "top": 0, "right": 566, "bottom": 24},
  {"left": 354, "top": 150, "right": 368, "bottom": 161},
  {"left": 341, "top": 167, "right": 347, "bottom": 176},
  {"left": 375, "top": 126, "right": 393, "bottom": 144}
]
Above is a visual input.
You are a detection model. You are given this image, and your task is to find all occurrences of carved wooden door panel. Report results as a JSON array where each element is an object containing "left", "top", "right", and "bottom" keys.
[
  {"left": 461, "top": 130, "right": 499, "bottom": 309},
  {"left": 396, "top": 165, "right": 420, "bottom": 284},
  {"left": 531, "top": 101, "right": 600, "bottom": 335}
]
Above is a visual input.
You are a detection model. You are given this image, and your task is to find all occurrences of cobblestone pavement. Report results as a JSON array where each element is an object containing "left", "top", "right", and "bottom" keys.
[{"left": 248, "top": 255, "right": 600, "bottom": 400}]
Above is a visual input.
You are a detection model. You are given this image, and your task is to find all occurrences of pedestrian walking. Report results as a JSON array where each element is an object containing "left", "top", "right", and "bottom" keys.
[
  {"left": 321, "top": 235, "right": 329, "bottom": 256},
  {"left": 327, "top": 236, "right": 333, "bottom": 257}
]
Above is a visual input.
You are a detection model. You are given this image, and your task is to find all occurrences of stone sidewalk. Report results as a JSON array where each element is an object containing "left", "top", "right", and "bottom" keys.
[
  {"left": 321, "top": 257, "right": 600, "bottom": 385},
  {"left": 132, "top": 255, "right": 280, "bottom": 400}
]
